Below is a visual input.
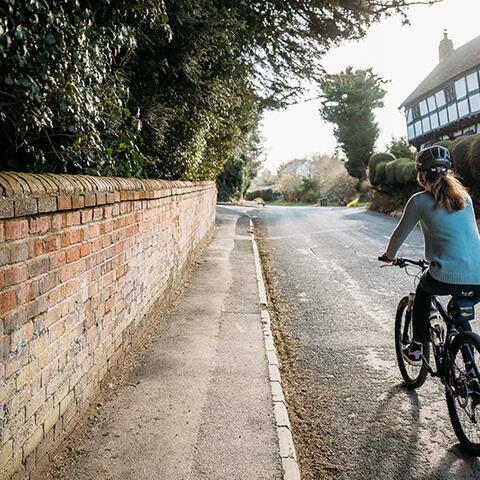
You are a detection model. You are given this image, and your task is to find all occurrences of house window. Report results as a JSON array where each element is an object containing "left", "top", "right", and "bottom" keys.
[
  {"left": 427, "top": 95, "right": 436, "bottom": 112},
  {"left": 419, "top": 100, "right": 428, "bottom": 116},
  {"left": 435, "top": 90, "right": 446, "bottom": 107},
  {"left": 412, "top": 104, "right": 421, "bottom": 120},
  {"left": 407, "top": 125, "right": 415, "bottom": 139},
  {"left": 445, "top": 84, "right": 456, "bottom": 103},
  {"left": 455, "top": 78, "right": 467, "bottom": 98},
  {"left": 438, "top": 108, "right": 448, "bottom": 126},
  {"left": 430, "top": 112, "right": 439, "bottom": 129},
  {"left": 448, "top": 103, "right": 458, "bottom": 121},
  {"left": 467, "top": 72, "right": 479, "bottom": 92},
  {"left": 414, "top": 120, "right": 423, "bottom": 136},
  {"left": 458, "top": 98, "right": 469, "bottom": 118},
  {"left": 406, "top": 108, "right": 412, "bottom": 123},
  {"left": 470, "top": 93, "right": 480, "bottom": 113},
  {"left": 422, "top": 117, "right": 430, "bottom": 132}
]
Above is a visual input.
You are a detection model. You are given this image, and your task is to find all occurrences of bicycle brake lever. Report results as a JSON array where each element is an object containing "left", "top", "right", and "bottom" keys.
[{"left": 380, "top": 264, "right": 394, "bottom": 268}]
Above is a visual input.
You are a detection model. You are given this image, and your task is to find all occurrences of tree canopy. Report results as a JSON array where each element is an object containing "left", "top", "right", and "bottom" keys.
[
  {"left": 0, "top": 0, "right": 439, "bottom": 181},
  {"left": 319, "top": 67, "right": 387, "bottom": 184}
]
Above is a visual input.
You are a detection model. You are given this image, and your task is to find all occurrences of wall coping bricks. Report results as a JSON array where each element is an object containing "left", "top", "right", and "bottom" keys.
[{"left": 0, "top": 172, "right": 214, "bottom": 219}]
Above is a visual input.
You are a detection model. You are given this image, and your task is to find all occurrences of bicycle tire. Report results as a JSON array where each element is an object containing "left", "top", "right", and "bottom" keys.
[
  {"left": 446, "top": 331, "right": 480, "bottom": 455},
  {"left": 395, "top": 296, "right": 430, "bottom": 388}
]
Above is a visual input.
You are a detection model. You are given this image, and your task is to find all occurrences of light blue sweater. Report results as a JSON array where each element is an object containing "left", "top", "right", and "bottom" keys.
[{"left": 386, "top": 191, "right": 480, "bottom": 285}]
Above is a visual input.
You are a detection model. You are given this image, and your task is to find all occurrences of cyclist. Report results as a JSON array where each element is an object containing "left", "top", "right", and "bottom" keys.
[{"left": 381, "top": 145, "right": 480, "bottom": 366}]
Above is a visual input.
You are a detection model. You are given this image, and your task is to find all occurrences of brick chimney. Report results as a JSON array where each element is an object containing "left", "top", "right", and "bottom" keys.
[{"left": 439, "top": 29, "right": 454, "bottom": 62}]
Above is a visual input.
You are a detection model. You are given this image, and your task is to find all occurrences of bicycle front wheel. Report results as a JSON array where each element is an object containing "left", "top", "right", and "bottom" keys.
[
  {"left": 446, "top": 331, "right": 480, "bottom": 455},
  {"left": 395, "top": 296, "right": 430, "bottom": 388}
]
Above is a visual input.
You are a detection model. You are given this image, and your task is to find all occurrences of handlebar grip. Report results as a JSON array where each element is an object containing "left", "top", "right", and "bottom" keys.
[{"left": 378, "top": 255, "right": 391, "bottom": 262}]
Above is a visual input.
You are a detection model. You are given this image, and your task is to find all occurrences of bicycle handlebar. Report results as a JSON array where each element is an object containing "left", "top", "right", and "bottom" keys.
[{"left": 377, "top": 256, "right": 428, "bottom": 269}]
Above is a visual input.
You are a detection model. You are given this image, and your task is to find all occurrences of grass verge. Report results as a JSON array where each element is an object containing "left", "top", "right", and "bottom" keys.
[
  {"left": 267, "top": 199, "right": 316, "bottom": 206},
  {"left": 252, "top": 219, "right": 342, "bottom": 480}
]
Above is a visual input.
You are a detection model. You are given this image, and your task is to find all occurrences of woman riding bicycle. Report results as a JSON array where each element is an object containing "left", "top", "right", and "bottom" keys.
[{"left": 381, "top": 145, "right": 480, "bottom": 366}]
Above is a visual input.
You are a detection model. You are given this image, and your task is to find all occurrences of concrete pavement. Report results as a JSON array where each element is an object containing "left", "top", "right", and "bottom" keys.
[{"left": 52, "top": 206, "right": 286, "bottom": 480}]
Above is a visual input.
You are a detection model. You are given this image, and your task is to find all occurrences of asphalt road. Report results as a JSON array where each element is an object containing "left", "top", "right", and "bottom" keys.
[{"left": 255, "top": 205, "right": 480, "bottom": 480}]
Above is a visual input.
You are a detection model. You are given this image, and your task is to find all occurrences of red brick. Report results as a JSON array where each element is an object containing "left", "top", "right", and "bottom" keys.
[
  {"left": 17, "top": 281, "right": 39, "bottom": 304},
  {"left": 72, "top": 195, "right": 85, "bottom": 209},
  {"left": 96, "top": 193, "right": 106, "bottom": 205},
  {"left": 48, "top": 286, "right": 65, "bottom": 307},
  {"left": 69, "top": 229, "right": 83, "bottom": 245},
  {"left": 10, "top": 242, "right": 29, "bottom": 263},
  {"left": 0, "top": 222, "right": 4, "bottom": 242},
  {"left": 29, "top": 215, "right": 51, "bottom": 234},
  {"left": 26, "top": 295, "right": 48, "bottom": 319},
  {"left": 33, "top": 240, "right": 44, "bottom": 256},
  {"left": 84, "top": 194, "right": 96, "bottom": 207},
  {"left": 49, "top": 320, "right": 65, "bottom": 342},
  {"left": 37, "top": 195, "right": 57, "bottom": 214},
  {"left": 57, "top": 196, "right": 72, "bottom": 211},
  {"left": 66, "top": 246, "right": 80, "bottom": 263},
  {"left": 66, "top": 211, "right": 80, "bottom": 227},
  {"left": 0, "top": 270, "right": 4, "bottom": 290},
  {"left": 5, "top": 264, "right": 29, "bottom": 287},
  {"left": 28, "top": 256, "right": 49, "bottom": 277},
  {"left": 49, "top": 251, "right": 66, "bottom": 269},
  {"left": 5, "top": 350, "right": 28, "bottom": 377},
  {"left": 81, "top": 209, "right": 93, "bottom": 224},
  {"left": 10, "top": 322, "right": 33, "bottom": 351},
  {"left": 14, "top": 197, "right": 38, "bottom": 217},
  {"left": 60, "top": 229, "right": 83, "bottom": 248},
  {"left": 93, "top": 208, "right": 103, "bottom": 221},
  {"left": 89, "top": 224, "right": 100, "bottom": 238},
  {"left": 0, "top": 334, "right": 9, "bottom": 361},
  {"left": 103, "top": 206, "right": 113, "bottom": 218},
  {"left": 80, "top": 243, "right": 92, "bottom": 257},
  {"left": 39, "top": 272, "right": 57, "bottom": 295},
  {"left": 65, "top": 280, "right": 78, "bottom": 297},
  {"left": 5, "top": 219, "right": 29, "bottom": 240},
  {"left": 43, "top": 235, "right": 58, "bottom": 253}
]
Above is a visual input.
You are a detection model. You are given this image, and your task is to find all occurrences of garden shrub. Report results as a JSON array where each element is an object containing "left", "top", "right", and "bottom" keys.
[
  {"left": 395, "top": 158, "right": 416, "bottom": 184},
  {"left": 373, "top": 161, "right": 388, "bottom": 186},
  {"left": 385, "top": 160, "right": 398, "bottom": 185},
  {"left": 246, "top": 188, "right": 274, "bottom": 202},
  {"left": 368, "top": 152, "right": 396, "bottom": 185}
]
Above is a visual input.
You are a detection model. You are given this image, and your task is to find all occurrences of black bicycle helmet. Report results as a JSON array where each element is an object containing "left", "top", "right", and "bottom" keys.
[{"left": 415, "top": 145, "right": 452, "bottom": 173}]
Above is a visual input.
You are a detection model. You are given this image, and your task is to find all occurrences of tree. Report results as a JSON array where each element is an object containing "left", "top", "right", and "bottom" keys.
[
  {"left": 387, "top": 136, "right": 415, "bottom": 160},
  {"left": 215, "top": 130, "right": 264, "bottom": 201},
  {"left": 1, "top": 0, "right": 440, "bottom": 179},
  {"left": 319, "top": 67, "right": 387, "bottom": 185}
]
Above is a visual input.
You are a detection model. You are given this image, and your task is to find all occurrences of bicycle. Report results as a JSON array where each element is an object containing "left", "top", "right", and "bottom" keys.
[{"left": 380, "top": 256, "right": 480, "bottom": 454}]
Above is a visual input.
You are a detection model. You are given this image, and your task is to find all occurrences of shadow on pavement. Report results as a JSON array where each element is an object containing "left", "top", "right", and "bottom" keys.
[{"left": 354, "top": 384, "right": 420, "bottom": 480}]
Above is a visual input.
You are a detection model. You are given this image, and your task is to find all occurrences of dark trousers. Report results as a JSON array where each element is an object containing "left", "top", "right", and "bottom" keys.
[{"left": 412, "top": 272, "right": 480, "bottom": 342}]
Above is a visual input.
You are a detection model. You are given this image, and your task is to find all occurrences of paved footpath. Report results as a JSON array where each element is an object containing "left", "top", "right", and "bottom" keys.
[{"left": 58, "top": 206, "right": 283, "bottom": 480}]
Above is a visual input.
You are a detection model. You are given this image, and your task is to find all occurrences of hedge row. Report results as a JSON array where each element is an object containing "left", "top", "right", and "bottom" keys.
[{"left": 368, "top": 152, "right": 416, "bottom": 188}]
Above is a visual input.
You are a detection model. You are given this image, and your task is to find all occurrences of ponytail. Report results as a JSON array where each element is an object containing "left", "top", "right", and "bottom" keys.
[{"left": 417, "top": 170, "right": 467, "bottom": 212}]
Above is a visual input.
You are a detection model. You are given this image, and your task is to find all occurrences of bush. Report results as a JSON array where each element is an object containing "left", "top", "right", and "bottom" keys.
[
  {"left": 368, "top": 152, "right": 396, "bottom": 185},
  {"left": 385, "top": 160, "right": 398, "bottom": 185},
  {"left": 373, "top": 161, "right": 388, "bottom": 186},
  {"left": 395, "top": 158, "right": 416, "bottom": 184},
  {"left": 246, "top": 188, "right": 274, "bottom": 202}
]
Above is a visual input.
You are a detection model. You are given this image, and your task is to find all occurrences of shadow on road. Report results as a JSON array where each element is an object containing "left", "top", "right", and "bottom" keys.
[{"left": 355, "top": 384, "right": 421, "bottom": 480}]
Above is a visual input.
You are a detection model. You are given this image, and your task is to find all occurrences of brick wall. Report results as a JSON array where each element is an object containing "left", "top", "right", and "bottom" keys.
[{"left": 0, "top": 173, "right": 216, "bottom": 479}]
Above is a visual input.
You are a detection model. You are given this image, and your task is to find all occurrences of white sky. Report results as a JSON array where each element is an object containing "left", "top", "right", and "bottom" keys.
[{"left": 260, "top": 0, "right": 480, "bottom": 172}]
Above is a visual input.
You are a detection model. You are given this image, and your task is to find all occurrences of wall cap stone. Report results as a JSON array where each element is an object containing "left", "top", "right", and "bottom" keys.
[{"left": 0, "top": 172, "right": 215, "bottom": 219}]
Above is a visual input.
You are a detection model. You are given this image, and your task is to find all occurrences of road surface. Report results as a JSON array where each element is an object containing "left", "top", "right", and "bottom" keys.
[{"left": 255, "top": 205, "right": 480, "bottom": 480}]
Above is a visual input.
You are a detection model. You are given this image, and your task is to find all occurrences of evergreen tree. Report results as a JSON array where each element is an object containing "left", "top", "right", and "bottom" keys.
[{"left": 319, "top": 67, "right": 387, "bottom": 184}]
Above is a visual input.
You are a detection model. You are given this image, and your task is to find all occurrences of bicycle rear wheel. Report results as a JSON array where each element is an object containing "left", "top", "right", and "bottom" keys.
[
  {"left": 446, "top": 331, "right": 480, "bottom": 455},
  {"left": 395, "top": 296, "right": 430, "bottom": 388}
]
